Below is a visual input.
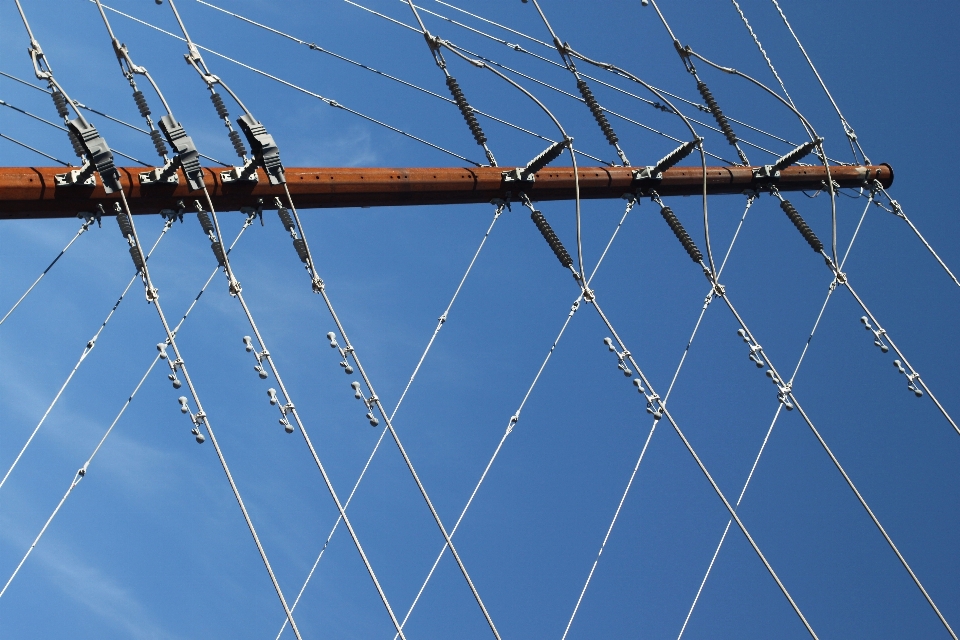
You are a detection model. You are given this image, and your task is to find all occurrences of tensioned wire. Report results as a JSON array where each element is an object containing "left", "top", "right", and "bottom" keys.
[
  {"left": 272, "top": 202, "right": 506, "bottom": 640},
  {"left": 0, "top": 70, "right": 229, "bottom": 166},
  {"left": 394, "top": 196, "right": 640, "bottom": 637},
  {"left": 397, "top": 0, "right": 840, "bottom": 164},
  {"left": 0, "top": 214, "right": 255, "bottom": 601},
  {"left": 99, "top": 1, "right": 482, "bottom": 166},
  {"left": 675, "top": 193, "right": 875, "bottom": 640},
  {"left": 560, "top": 195, "right": 755, "bottom": 640},
  {"left": 0, "top": 220, "right": 173, "bottom": 493},
  {"left": 0, "top": 215, "right": 94, "bottom": 327},
  {"left": 0, "top": 131, "right": 69, "bottom": 166}
]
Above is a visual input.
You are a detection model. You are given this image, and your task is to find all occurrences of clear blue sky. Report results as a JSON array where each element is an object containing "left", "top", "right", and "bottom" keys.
[{"left": 1, "top": 1, "right": 959, "bottom": 638}]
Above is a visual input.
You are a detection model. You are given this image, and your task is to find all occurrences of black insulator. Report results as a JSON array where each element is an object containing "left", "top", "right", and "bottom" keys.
[
  {"left": 51, "top": 91, "right": 70, "bottom": 119},
  {"left": 150, "top": 129, "right": 168, "bottom": 157},
  {"left": 210, "top": 92, "right": 230, "bottom": 120},
  {"left": 132, "top": 90, "right": 151, "bottom": 118},
  {"left": 293, "top": 237, "right": 310, "bottom": 264},
  {"left": 277, "top": 207, "right": 295, "bottom": 233},
  {"left": 697, "top": 81, "right": 738, "bottom": 147},
  {"left": 772, "top": 140, "right": 818, "bottom": 173},
  {"left": 779, "top": 199, "right": 823, "bottom": 253},
  {"left": 67, "top": 130, "right": 85, "bottom": 158},
  {"left": 228, "top": 129, "right": 247, "bottom": 158},
  {"left": 524, "top": 140, "right": 568, "bottom": 177},
  {"left": 197, "top": 210, "right": 215, "bottom": 236},
  {"left": 116, "top": 212, "right": 134, "bottom": 239},
  {"left": 660, "top": 206, "right": 703, "bottom": 264},
  {"left": 129, "top": 246, "right": 145, "bottom": 272},
  {"left": 211, "top": 241, "right": 227, "bottom": 266},
  {"left": 530, "top": 210, "right": 573, "bottom": 269},
  {"left": 654, "top": 140, "right": 698, "bottom": 175},
  {"left": 576, "top": 79, "right": 618, "bottom": 147},
  {"left": 445, "top": 76, "right": 487, "bottom": 147}
]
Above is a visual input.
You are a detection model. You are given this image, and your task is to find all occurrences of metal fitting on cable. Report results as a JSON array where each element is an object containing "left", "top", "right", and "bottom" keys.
[
  {"left": 779, "top": 198, "right": 823, "bottom": 253},
  {"left": 659, "top": 205, "right": 703, "bottom": 263},
  {"left": 530, "top": 209, "right": 573, "bottom": 269},
  {"left": 696, "top": 81, "right": 737, "bottom": 147}
]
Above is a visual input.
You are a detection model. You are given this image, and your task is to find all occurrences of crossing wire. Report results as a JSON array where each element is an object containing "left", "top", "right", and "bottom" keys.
[
  {"left": 402, "top": 0, "right": 823, "bottom": 163},
  {"left": 346, "top": 0, "right": 740, "bottom": 167},
  {"left": 676, "top": 193, "right": 876, "bottom": 640},
  {"left": 99, "top": 1, "right": 484, "bottom": 166},
  {"left": 395, "top": 196, "right": 639, "bottom": 637},
  {"left": 0, "top": 70, "right": 228, "bottom": 166},
  {"left": 561, "top": 196, "right": 754, "bottom": 640},
  {"left": 274, "top": 202, "right": 506, "bottom": 640},
  {"left": 0, "top": 220, "right": 173, "bottom": 494},
  {"left": 0, "top": 214, "right": 256, "bottom": 601},
  {"left": 643, "top": 193, "right": 957, "bottom": 637},
  {"left": 194, "top": 1, "right": 608, "bottom": 167},
  {"left": 0, "top": 98, "right": 149, "bottom": 167}
]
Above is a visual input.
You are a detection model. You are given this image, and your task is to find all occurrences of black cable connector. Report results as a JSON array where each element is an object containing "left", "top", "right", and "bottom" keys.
[
  {"left": 779, "top": 199, "right": 823, "bottom": 253},
  {"left": 133, "top": 90, "right": 151, "bottom": 118},
  {"left": 696, "top": 81, "right": 737, "bottom": 147},
  {"left": 445, "top": 76, "right": 487, "bottom": 147},
  {"left": 660, "top": 206, "right": 703, "bottom": 263},
  {"left": 530, "top": 209, "right": 573, "bottom": 269},
  {"left": 576, "top": 79, "right": 618, "bottom": 147}
]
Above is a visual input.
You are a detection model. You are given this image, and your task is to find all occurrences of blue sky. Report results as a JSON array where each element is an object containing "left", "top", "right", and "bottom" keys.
[{"left": 1, "top": 1, "right": 959, "bottom": 638}]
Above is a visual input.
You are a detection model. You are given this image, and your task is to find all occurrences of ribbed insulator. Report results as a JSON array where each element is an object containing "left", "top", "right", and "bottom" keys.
[
  {"left": 530, "top": 210, "right": 573, "bottom": 269},
  {"left": 197, "top": 211, "right": 215, "bottom": 236},
  {"left": 293, "top": 238, "right": 310, "bottom": 264},
  {"left": 697, "top": 81, "right": 737, "bottom": 147},
  {"left": 524, "top": 140, "right": 567, "bottom": 177},
  {"left": 51, "top": 91, "right": 70, "bottom": 119},
  {"left": 150, "top": 129, "right": 168, "bottom": 157},
  {"left": 228, "top": 129, "right": 247, "bottom": 158},
  {"left": 68, "top": 130, "right": 85, "bottom": 158},
  {"left": 445, "top": 76, "right": 487, "bottom": 147},
  {"left": 277, "top": 207, "right": 295, "bottom": 233},
  {"left": 660, "top": 206, "right": 703, "bottom": 264},
  {"left": 129, "top": 246, "right": 145, "bottom": 272},
  {"left": 779, "top": 199, "right": 823, "bottom": 253},
  {"left": 132, "top": 90, "right": 151, "bottom": 118},
  {"left": 654, "top": 140, "right": 698, "bottom": 175},
  {"left": 576, "top": 79, "right": 618, "bottom": 147},
  {"left": 116, "top": 212, "right": 134, "bottom": 239},
  {"left": 210, "top": 92, "right": 230, "bottom": 119},
  {"left": 211, "top": 241, "right": 227, "bottom": 266}
]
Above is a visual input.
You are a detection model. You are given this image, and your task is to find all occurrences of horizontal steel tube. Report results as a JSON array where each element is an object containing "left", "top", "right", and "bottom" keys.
[{"left": 0, "top": 164, "right": 892, "bottom": 219}]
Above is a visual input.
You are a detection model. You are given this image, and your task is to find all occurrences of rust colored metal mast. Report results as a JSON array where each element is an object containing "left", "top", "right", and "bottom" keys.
[{"left": 0, "top": 163, "right": 891, "bottom": 219}]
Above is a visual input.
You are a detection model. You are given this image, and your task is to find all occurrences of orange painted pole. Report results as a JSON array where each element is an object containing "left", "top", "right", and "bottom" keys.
[{"left": 0, "top": 163, "right": 891, "bottom": 220}]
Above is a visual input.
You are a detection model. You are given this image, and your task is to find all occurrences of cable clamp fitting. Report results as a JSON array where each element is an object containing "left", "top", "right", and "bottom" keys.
[
  {"left": 893, "top": 360, "right": 924, "bottom": 398},
  {"left": 737, "top": 328, "right": 765, "bottom": 368},
  {"left": 764, "top": 369, "right": 795, "bottom": 410}
]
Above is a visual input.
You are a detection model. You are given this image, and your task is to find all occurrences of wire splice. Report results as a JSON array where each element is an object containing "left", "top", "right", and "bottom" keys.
[
  {"left": 696, "top": 81, "right": 737, "bottom": 147},
  {"left": 576, "top": 79, "right": 618, "bottom": 147},
  {"left": 530, "top": 209, "right": 573, "bottom": 269},
  {"left": 445, "top": 76, "right": 487, "bottom": 148},
  {"left": 779, "top": 199, "right": 823, "bottom": 253},
  {"left": 660, "top": 206, "right": 703, "bottom": 263}
]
